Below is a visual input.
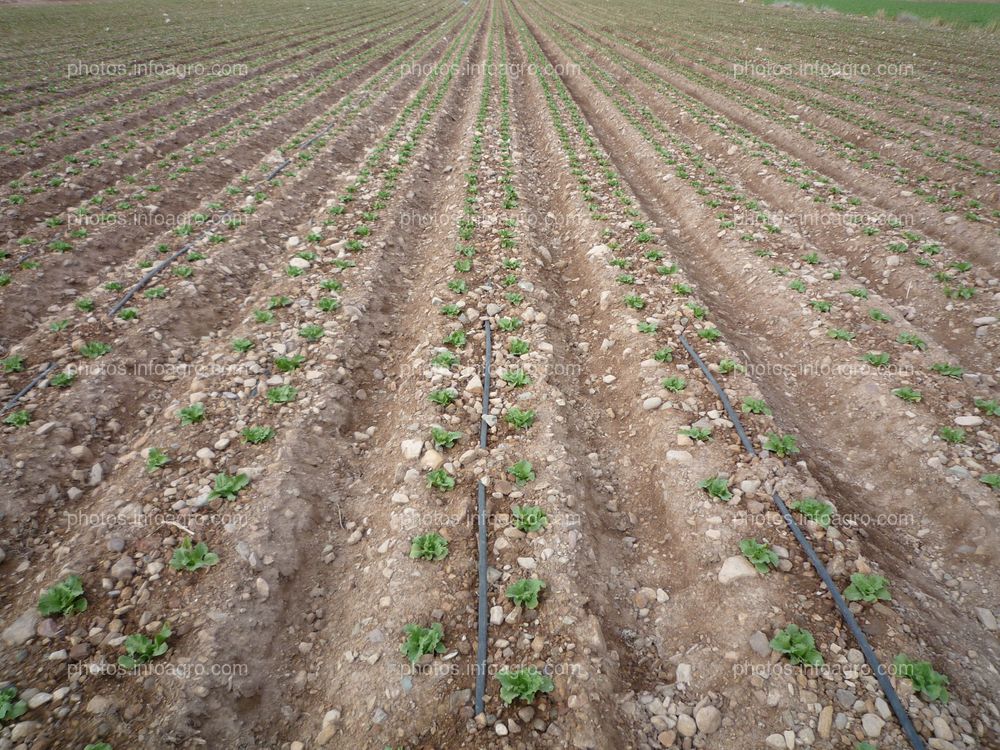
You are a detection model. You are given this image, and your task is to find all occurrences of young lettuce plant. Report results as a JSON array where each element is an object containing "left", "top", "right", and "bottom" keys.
[
  {"left": 430, "top": 426, "right": 462, "bottom": 449},
  {"left": 0, "top": 687, "right": 27, "bottom": 723},
  {"left": 739, "top": 539, "right": 778, "bottom": 573},
  {"left": 426, "top": 469, "right": 455, "bottom": 491},
  {"left": 400, "top": 623, "right": 445, "bottom": 665},
  {"left": 893, "top": 655, "right": 949, "bottom": 703},
  {"left": 790, "top": 498, "right": 833, "bottom": 527},
  {"left": 428, "top": 389, "right": 458, "bottom": 407},
  {"left": 511, "top": 505, "right": 548, "bottom": 533},
  {"left": 843, "top": 573, "right": 891, "bottom": 603},
  {"left": 38, "top": 575, "right": 88, "bottom": 616},
  {"left": 741, "top": 398, "right": 771, "bottom": 415},
  {"left": 507, "top": 460, "right": 535, "bottom": 485},
  {"left": 118, "top": 623, "right": 171, "bottom": 669},
  {"left": 505, "top": 407, "right": 535, "bottom": 429},
  {"left": 763, "top": 432, "right": 799, "bottom": 457},
  {"left": 506, "top": 578, "right": 545, "bottom": 609},
  {"left": 208, "top": 472, "right": 250, "bottom": 501},
  {"left": 243, "top": 426, "right": 275, "bottom": 444},
  {"left": 497, "top": 667, "right": 554, "bottom": 705},
  {"left": 410, "top": 533, "right": 449, "bottom": 561},
  {"left": 501, "top": 369, "right": 531, "bottom": 387},
  {"left": 661, "top": 376, "right": 686, "bottom": 392},
  {"left": 699, "top": 475, "right": 732, "bottom": 501},
  {"left": 146, "top": 448, "right": 169, "bottom": 472},
  {"left": 179, "top": 403, "right": 205, "bottom": 425},
  {"left": 770, "top": 624, "right": 823, "bottom": 666},
  {"left": 169, "top": 537, "right": 220, "bottom": 572}
]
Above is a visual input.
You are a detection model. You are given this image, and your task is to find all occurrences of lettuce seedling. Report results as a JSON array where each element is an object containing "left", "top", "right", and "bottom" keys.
[
  {"left": 680, "top": 426, "right": 712, "bottom": 442},
  {"left": 843, "top": 573, "right": 890, "bottom": 603},
  {"left": 267, "top": 385, "right": 297, "bottom": 403},
  {"left": 179, "top": 403, "right": 205, "bottom": 425},
  {"left": 243, "top": 426, "right": 275, "bottom": 444},
  {"left": 938, "top": 427, "right": 965, "bottom": 444},
  {"left": 506, "top": 578, "right": 545, "bottom": 609},
  {"left": 170, "top": 538, "right": 219, "bottom": 572},
  {"left": 741, "top": 398, "right": 771, "bottom": 415},
  {"left": 426, "top": 469, "right": 455, "bottom": 491},
  {"left": 661, "top": 376, "right": 686, "bottom": 392},
  {"left": 699, "top": 476, "right": 732, "bottom": 501},
  {"left": 931, "top": 363, "right": 963, "bottom": 379},
  {"left": 0, "top": 687, "right": 27, "bottom": 723},
  {"left": 505, "top": 408, "right": 535, "bottom": 429},
  {"left": 790, "top": 498, "right": 833, "bottom": 527},
  {"left": 400, "top": 623, "right": 445, "bottom": 664},
  {"left": 431, "top": 427, "right": 462, "bottom": 449},
  {"left": 507, "top": 460, "right": 535, "bottom": 485},
  {"left": 38, "top": 575, "right": 87, "bottom": 616},
  {"left": 1, "top": 355, "right": 24, "bottom": 373},
  {"left": 80, "top": 341, "right": 111, "bottom": 358},
  {"left": 428, "top": 389, "right": 458, "bottom": 406},
  {"left": 497, "top": 317, "right": 522, "bottom": 332},
  {"left": 275, "top": 355, "right": 305, "bottom": 372},
  {"left": 511, "top": 505, "right": 548, "bottom": 533},
  {"left": 208, "top": 472, "right": 250, "bottom": 500},
  {"left": 770, "top": 624, "right": 823, "bottom": 666},
  {"left": 299, "top": 324, "right": 324, "bottom": 342},
  {"left": 893, "top": 655, "right": 949, "bottom": 702},
  {"left": 863, "top": 352, "right": 890, "bottom": 367},
  {"left": 508, "top": 338, "right": 530, "bottom": 356},
  {"left": 50, "top": 370, "right": 75, "bottom": 388},
  {"left": 497, "top": 667, "right": 554, "bottom": 705},
  {"left": 739, "top": 539, "right": 778, "bottom": 573},
  {"left": 118, "top": 623, "right": 170, "bottom": 669},
  {"left": 763, "top": 432, "right": 799, "bottom": 457},
  {"left": 501, "top": 369, "right": 531, "bottom": 387},
  {"left": 897, "top": 332, "right": 926, "bottom": 351},
  {"left": 146, "top": 448, "right": 169, "bottom": 472},
  {"left": 431, "top": 351, "right": 458, "bottom": 369},
  {"left": 653, "top": 347, "right": 673, "bottom": 363},
  {"left": 444, "top": 330, "right": 467, "bottom": 347},
  {"left": 410, "top": 533, "right": 449, "bottom": 561},
  {"left": 3, "top": 410, "right": 30, "bottom": 427},
  {"left": 892, "top": 387, "right": 922, "bottom": 403},
  {"left": 974, "top": 398, "right": 999, "bottom": 417}
]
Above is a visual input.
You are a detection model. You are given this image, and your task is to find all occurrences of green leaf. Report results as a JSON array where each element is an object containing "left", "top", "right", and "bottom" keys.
[
  {"left": 409, "top": 533, "right": 449, "bottom": 562},
  {"left": 169, "top": 537, "right": 220, "bottom": 572},
  {"left": 399, "top": 622, "right": 445, "bottom": 664},
  {"left": 506, "top": 578, "right": 545, "bottom": 609},
  {"left": 497, "top": 667, "right": 554, "bottom": 705},
  {"left": 893, "top": 654, "right": 949, "bottom": 703},
  {"left": 843, "top": 573, "right": 891, "bottom": 603},
  {"left": 208, "top": 472, "right": 250, "bottom": 500},
  {"left": 38, "top": 575, "right": 88, "bottom": 617},
  {"left": 770, "top": 624, "right": 823, "bottom": 666}
]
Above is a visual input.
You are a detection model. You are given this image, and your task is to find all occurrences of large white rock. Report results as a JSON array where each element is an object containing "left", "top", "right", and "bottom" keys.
[{"left": 718, "top": 555, "right": 757, "bottom": 584}]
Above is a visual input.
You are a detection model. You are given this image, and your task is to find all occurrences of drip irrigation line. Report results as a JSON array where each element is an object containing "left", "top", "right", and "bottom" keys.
[
  {"left": 107, "top": 240, "right": 197, "bottom": 317},
  {"left": 0, "top": 362, "right": 54, "bottom": 417},
  {"left": 677, "top": 330, "right": 926, "bottom": 750},
  {"left": 475, "top": 318, "right": 493, "bottom": 716}
]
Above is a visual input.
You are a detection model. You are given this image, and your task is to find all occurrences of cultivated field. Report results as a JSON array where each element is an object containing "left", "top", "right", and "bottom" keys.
[{"left": 0, "top": 0, "right": 998, "bottom": 748}]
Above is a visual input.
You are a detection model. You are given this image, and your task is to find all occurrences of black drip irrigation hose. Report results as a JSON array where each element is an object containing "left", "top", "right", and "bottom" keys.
[
  {"left": 475, "top": 318, "right": 493, "bottom": 716},
  {"left": 0, "top": 362, "right": 54, "bottom": 417},
  {"left": 107, "top": 239, "right": 197, "bottom": 317},
  {"left": 677, "top": 331, "right": 926, "bottom": 750}
]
